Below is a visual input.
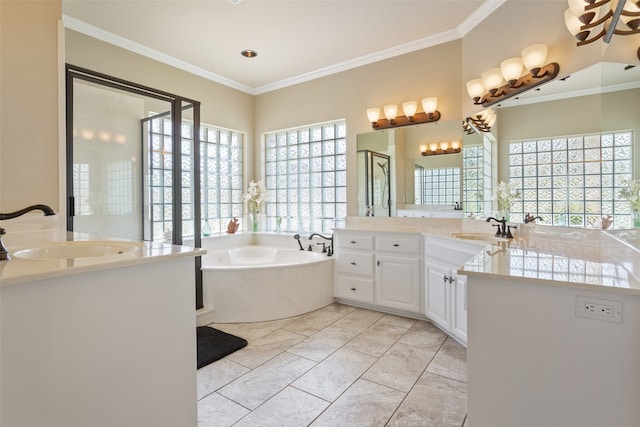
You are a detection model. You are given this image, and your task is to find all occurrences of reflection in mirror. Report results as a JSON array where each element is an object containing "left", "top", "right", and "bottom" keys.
[{"left": 357, "top": 150, "right": 390, "bottom": 217}]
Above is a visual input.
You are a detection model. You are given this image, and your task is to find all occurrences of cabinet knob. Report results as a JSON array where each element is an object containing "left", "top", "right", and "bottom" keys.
[
  {"left": 393, "top": 243, "right": 399, "bottom": 247},
  {"left": 350, "top": 262, "right": 356, "bottom": 265},
  {"left": 443, "top": 274, "right": 454, "bottom": 284},
  {"left": 350, "top": 287, "right": 356, "bottom": 291},
  {"left": 350, "top": 241, "right": 356, "bottom": 244}
]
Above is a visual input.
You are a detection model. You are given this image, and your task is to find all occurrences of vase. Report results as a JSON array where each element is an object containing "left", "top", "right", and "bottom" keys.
[
  {"left": 498, "top": 208, "right": 510, "bottom": 222},
  {"left": 250, "top": 211, "right": 259, "bottom": 232},
  {"left": 633, "top": 211, "right": 640, "bottom": 228}
]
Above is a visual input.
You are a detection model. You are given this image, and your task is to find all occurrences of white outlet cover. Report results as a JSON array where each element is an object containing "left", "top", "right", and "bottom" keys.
[{"left": 576, "top": 295, "right": 623, "bottom": 323}]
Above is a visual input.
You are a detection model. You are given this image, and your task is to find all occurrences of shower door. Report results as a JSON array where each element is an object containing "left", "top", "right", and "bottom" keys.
[{"left": 356, "top": 150, "right": 391, "bottom": 217}]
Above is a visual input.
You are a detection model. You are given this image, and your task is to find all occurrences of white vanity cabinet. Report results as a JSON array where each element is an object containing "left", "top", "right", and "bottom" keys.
[
  {"left": 334, "top": 230, "right": 422, "bottom": 314},
  {"left": 374, "top": 235, "right": 421, "bottom": 313},
  {"left": 424, "top": 236, "right": 484, "bottom": 344}
]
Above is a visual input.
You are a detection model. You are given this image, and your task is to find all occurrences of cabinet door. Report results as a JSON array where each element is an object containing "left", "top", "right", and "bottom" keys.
[
  {"left": 451, "top": 274, "right": 468, "bottom": 342},
  {"left": 375, "top": 255, "right": 420, "bottom": 313},
  {"left": 425, "top": 262, "right": 450, "bottom": 330}
]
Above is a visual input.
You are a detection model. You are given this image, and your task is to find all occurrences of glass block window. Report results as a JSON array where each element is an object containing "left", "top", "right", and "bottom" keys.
[
  {"left": 147, "top": 116, "right": 175, "bottom": 241},
  {"left": 414, "top": 165, "right": 424, "bottom": 204},
  {"left": 200, "top": 126, "right": 244, "bottom": 234},
  {"left": 508, "top": 130, "right": 633, "bottom": 227},
  {"left": 463, "top": 139, "right": 492, "bottom": 215},
  {"left": 106, "top": 161, "right": 133, "bottom": 214},
  {"left": 416, "top": 167, "right": 460, "bottom": 205},
  {"left": 264, "top": 120, "right": 347, "bottom": 233},
  {"left": 73, "top": 163, "right": 91, "bottom": 216}
]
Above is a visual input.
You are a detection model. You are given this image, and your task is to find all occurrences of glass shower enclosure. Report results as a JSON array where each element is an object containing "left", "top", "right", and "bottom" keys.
[{"left": 357, "top": 150, "right": 391, "bottom": 217}]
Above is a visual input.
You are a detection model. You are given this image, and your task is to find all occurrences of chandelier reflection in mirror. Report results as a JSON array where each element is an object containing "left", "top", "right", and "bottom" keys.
[
  {"left": 366, "top": 97, "right": 441, "bottom": 130},
  {"left": 564, "top": 0, "right": 640, "bottom": 47},
  {"left": 466, "top": 44, "right": 560, "bottom": 107},
  {"left": 464, "top": 108, "right": 497, "bottom": 134},
  {"left": 419, "top": 140, "right": 461, "bottom": 156}
]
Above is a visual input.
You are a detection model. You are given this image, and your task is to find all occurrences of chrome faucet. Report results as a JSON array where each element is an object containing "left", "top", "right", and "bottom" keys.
[
  {"left": 309, "top": 233, "right": 333, "bottom": 256},
  {"left": 0, "top": 204, "right": 56, "bottom": 220}
]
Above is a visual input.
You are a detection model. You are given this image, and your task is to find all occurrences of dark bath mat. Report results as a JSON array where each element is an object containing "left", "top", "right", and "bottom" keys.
[{"left": 197, "top": 326, "right": 247, "bottom": 369}]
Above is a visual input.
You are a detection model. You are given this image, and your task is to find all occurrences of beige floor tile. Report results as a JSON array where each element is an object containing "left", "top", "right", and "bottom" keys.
[
  {"left": 362, "top": 341, "right": 436, "bottom": 392},
  {"left": 226, "top": 317, "right": 300, "bottom": 341},
  {"left": 226, "top": 328, "right": 306, "bottom": 369},
  {"left": 331, "top": 307, "right": 385, "bottom": 332},
  {"left": 282, "top": 307, "right": 349, "bottom": 336},
  {"left": 426, "top": 337, "right": 468, "bottom": 383},
  {"left": 320, "top": 302, "right": 357, "bottom": 315},
  {"left": 219, "top": 352, "right": 316, "bottom": 410},
  {"left": 197, "top": 358, "right": 250, "bottom": 399},
  {"left": 376, "top": 313, "right": 419, "bottom": 330},
  {"left": 397, "top": 320, "right": 447, "bottom": 351},
  {"left": 233, "top": 386, "right": 329, "bottom": 427},
  {"left": 344, "top": 322, "right": 407, "bottom": 357},
  {"left": 287, "top": 325, "right": 358, "bottom": 362},
  {"left": 198, "top": 392, "right": 250, "bottom": 427},
  {"left": 388, "top": 372, "right": 467, "bottom": 427},
  {"left": 292, "top": 348, "right": 377, "bottom": 402},
  {"left": 310, "top": 379, "right": 405, "bottom": 427}
]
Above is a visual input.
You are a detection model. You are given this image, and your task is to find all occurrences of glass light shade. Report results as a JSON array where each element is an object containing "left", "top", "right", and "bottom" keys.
[
  {"left": 384, "top": 104, "right": 398, "bottom": 121},
  {"left": 564, "top": 8, "right": 584, "bottom": 35},
  {"left": 482, "top": 68, "right": 504, "bottom": 91},
  {"left": 421, "top": 97, "right": 438, "bottom": 114},
  {"left": 487, "top": 113, "right": 497, "bottom": 128},
  {"left": 568, "top": 0, "right": 588, "bottom": 16},
  {"left": 522, "top": 44, "right": 548, "bottom": 71},
  {"left": 440, "top": 142, "right": 449, "bottom": 150},
  {"left": 501, "top": 57, "right": 524, "bottom": 81},
  {"left": 451, "top": 140, "right": 461, "bottom": 150},
  {"left": 429, "top": 143, "right": 438, "bottom": 152},
  {"left": 620, "top": 1, "right": 640, "bottom": 27},
  {"left": 419, "top": 144, "right": 428, "bottom": 153},
  {"left": 366, "top": 108, "right": 380, "bottom": 123},
  {"left": 466, "top": 79, "right": 485, "bottom": 99},
  {"left": 402, "top": 101, "right": 418, "bottom": 118},
  {"left": 81, "top": 129, "right": 95, "bottom": 140},
  {"left": 478, "top": 108, "right": 494, "bottom": 121}
]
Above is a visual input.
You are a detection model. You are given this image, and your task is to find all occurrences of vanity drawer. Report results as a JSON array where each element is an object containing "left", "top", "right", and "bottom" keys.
[
  {"left": 335, "top": 276, "right": 374, "bottom": 303},
  {"left": 336, "top": 234, "right": 374, "bottom": 250},
  {"left": 335, "top": 251, "right": 373, "bottom": 276},
  {"left": 376, "top": 236, "right": 421, "bottom": 254}
]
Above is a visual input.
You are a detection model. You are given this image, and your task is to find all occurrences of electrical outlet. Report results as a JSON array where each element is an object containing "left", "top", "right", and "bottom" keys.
[{"left": 576, "top": 296, "right": 622, "bottom": 323}]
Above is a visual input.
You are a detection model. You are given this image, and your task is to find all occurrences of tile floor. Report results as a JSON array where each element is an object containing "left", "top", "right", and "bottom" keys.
[{"left": 197, "top": 303, "right": 468, "bottom": 427}]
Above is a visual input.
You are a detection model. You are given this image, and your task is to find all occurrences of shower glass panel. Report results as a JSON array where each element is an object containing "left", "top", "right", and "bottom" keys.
[
  {"left": 357, "top": 150, "right": 391, "bottom": 217},
  {"left": 70, "top": 78, "right": 173, "bottom": 240}
]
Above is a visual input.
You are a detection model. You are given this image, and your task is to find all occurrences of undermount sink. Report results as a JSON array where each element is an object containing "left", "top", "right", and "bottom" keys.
[
  {"left": 13, "top": 241, "right": 142, "bottom": 261},
  {"left": 451, "top": 232, "right": 508, "bottom": 243}
]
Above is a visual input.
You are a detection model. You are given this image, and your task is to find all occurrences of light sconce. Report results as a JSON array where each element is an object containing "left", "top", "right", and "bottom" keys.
[
  {"left": 466, "top": 43, "right": 560, "bottom": 107},
  {"left": 367, "top": 97, "right": 441, "bottom": 130},
  {"left": 464, "top": 108, "right": 497, "bottom": 133},
  {"left": 420, "top": 140, "right": 462, "bottom": 156},
  {"left": 564, "top": 0, "right": 640, "bottom": 49}
]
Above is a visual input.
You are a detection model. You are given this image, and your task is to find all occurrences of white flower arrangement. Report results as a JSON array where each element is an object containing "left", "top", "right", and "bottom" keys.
[
  {"left": 618, "top": 179, "right": 640, "bottom": 212},
  {"left": 495, "top": 180, "right": 521, "bottom": 211},
  {"left": 243, "top": 180, "right": 269, "bottom": 214}
]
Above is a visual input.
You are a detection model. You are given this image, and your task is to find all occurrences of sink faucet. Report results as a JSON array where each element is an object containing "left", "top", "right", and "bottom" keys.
[
  {"left": 0, "top": 204, "right": 56, "bottom": 220},
  {"left": 486, "top": 216, "right": 516, "bottom": 239},
  {"left": 309, "top": 233, "right": 333, "bottom": 256},
  {"left": 524, "top": 213, "right": 543, "bottom": 224}
]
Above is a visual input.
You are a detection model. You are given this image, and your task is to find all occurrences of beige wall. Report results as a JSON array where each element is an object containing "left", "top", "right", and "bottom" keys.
[
  {"left": 0, "top": 1, "right": 61, "bottom": 212},
  {"left": 1, "top": 0, "right": 629, "bottom": 218}
]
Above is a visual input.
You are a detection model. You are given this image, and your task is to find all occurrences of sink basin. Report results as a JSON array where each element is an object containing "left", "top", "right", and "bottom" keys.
[
  {"left": 13, "top": 241, "right": 142, "bottom": 261},
  {"left": 451, "top": 232, "right": 508, "bottom": 243}
]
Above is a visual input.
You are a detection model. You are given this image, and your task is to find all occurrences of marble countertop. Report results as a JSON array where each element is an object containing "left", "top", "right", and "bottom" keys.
[
  {"left": 0, "top": 230, "right": 206, "bottom": 287},
  {"left": 341, "top": 216, "right": 640, "bottom": 296}
]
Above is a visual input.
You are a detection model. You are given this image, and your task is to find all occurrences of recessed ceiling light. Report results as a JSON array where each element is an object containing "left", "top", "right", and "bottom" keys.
[{"left": 241, "top": 50, "right": 258, "bottom": 58}]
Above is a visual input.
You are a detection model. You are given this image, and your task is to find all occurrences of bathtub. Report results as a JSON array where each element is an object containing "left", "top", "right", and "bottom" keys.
[{"left": 200, "top": 234, "right": 335, "bottom": 323}]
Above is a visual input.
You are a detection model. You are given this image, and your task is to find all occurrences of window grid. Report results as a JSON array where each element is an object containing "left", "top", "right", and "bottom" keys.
[
  {"left": 148, "top": 116, "right": 175, "bottom": 240},
  {"left": 463, "top": 140, "right": 492, "bottom": 215},
  {"left": 508, "top": 131, "right": 633, "bottom": 227},
  {"left": 106, "top": 161, "right": 133, "bottom": 215},
  {"left": 417, "top": 167, "right": 460, "bottom": 205},
  {"left": 414, "top": 165, "right": 424, "bottom": 204},
  {"left": 200, "top": 127, "right": 244, "bottom": 233},
  {"left": 264, "top": 120, "right": 347, "bottom": 233},
  {"left": 73, "top": 163, "right": 91, "bottom": 216}
]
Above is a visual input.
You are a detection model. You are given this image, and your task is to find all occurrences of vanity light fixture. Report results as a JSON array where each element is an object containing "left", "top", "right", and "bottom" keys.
[
  {"left": 464, "top": 108, "right": 497, "bottom": 133},
  {"left": 564, "top": 0, "right": 640, "bottom": 46},
  {"left": 367, "top": 97, "right": 441, "bottom": 130},
  {"left": 466, "top": 43, "right": 560, "bottom": 107},
  {"left": 420, "top": 140, "right": 462, "bottom": 156}
]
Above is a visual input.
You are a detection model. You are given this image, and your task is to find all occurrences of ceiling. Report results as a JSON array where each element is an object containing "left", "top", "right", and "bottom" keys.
[{"left": 62, "top": 0, "right": 505, "bottom": 95}]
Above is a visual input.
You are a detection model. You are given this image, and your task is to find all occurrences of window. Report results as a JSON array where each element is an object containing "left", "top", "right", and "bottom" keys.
[
  {"left": 73, "top": 163, "right": 91, "bottom": 216},
  {"left": 463, "top": 139, "right": 492, "bottom": 215},
  {"left": 200, "top": 126, "right": 244, "bottom": 233},
  {"left": 508, "top": 131, "right": 633, "bottom": 227},
  {"left": 264, "top": 120, "right": 347, "bottom": 233},
  {"left": 414, "top": 167, "right": 460, "bottom": 205}
]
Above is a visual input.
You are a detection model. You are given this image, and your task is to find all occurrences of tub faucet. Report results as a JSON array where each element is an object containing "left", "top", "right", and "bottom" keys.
[
  {"left": 309, "top": 233, "right": 333, "bottom": 256},
  {"left": 0, "top": 204, "right": 56, "bottom": 220},
  {"left": 293, "top": 234, "right": 304, "bottom": 251},
  {"left": 0, "top": 227, "right": 9, "bottom": 261}
]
